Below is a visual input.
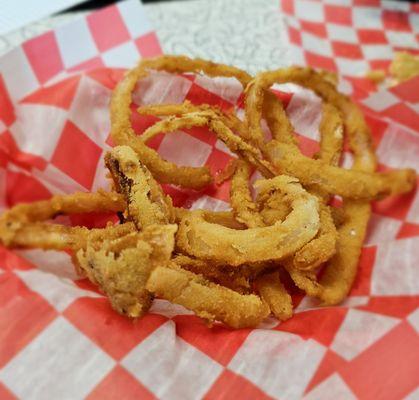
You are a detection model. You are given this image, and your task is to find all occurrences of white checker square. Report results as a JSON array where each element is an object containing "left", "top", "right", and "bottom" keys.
[
  {"left": 385, "top": 31, "right": 417, "bottom": 49},
  {"left": 15, "top": 269, "right": 100, "bottom": 312},
  {"left": 0, "top": 47, "right": 39, "bottom": 101},
  {"left": 304, "top": 373, "right": 356, "bottom": 400},
  {"left": 365, "top": 213, "right": 402, "bottom": 246},
  {"left": 324, "top": 0, "right": 351, "bottom": 4},
  {"left": 10, "top": 103, "right": 67, "bottom": 160},
  {"left": 406, "top": 308, "right": 419, "bottom": 334},
  {"left": 330, "top": 309, "right": 399, "bottom": 361},
  {"left": 158, "top": 131, "right": 212, "bottom": 167},
  {"left": 16, "top": 249, "right": 78, "bottom": 280},
  {"left": 118, "top": 0, "right": 153, "bottom": 38},
  {"left": 327, "top": 24, "right": 358, "bottom": 44},
  {"left": 32, "top": 164, "right": 85, "bottom": 195},
  {"left": 409, "top": 14, "right": 419, "bottom": 33},
  {"left": 376, "top": 124, "right": 419, "bottom": 170},
  {"left": 122, "top": 322, "right": 223, "bottom": 400},
  {"left": 229, "top": 330, "right": 325, "bottom": 400},
  {"left": 102, "top": 41, "right": 139, "bottom": 68},
  {"left": 404, "top": 387, "right": 419, "bottom": 400},
  {"left": 295, "top": 0, "right": 325, "bottom": 23},
  {"left": 55, "top": 18, "right": 98, "bottom": 68},
  {"left": 362, "top": 44, "right": 393, "bottom": 60},
  {"left": 0, "top": 317, "right": 114, "bottom": 400},
  {"left": 289, "top": 44, "right": 306, "bottom": 66},
  {"left": 301, "top": 32, "right": 333, "bottom": 57},
  {"left": 68, "top": 76, "right": 111, "bottom": 146},
  {"left": 372, "top": 237, "right": 419, "bottom": 296},
  {"left": 133, "top": 72, "right": 192, "bottom": 106},
  {"left": 362, "top": 90, "right": 400, "bottom": 112},
  {"left": 335, "top": 58, "right": 369, "bottom": 76},
  {"left": 190, "top": 195, "right": 230, "bottom": 211},
  {"left": 215, "top": 138, "right": 236, "bottom": 157},
  {"left": 353, "top": 7, "right": 383, "bottom": 29},
  {"left": 381, "top": 0, "right": 410, "bottom": 12},
  {"left": 337, "top": 78, "right": 353, "bottom": 95},
  {"left": 149, "top": 299, "right": 193, "bottom": 318},
  {"left": 287, "top": 16, "right": 301, "bottom": 30},
  {"left": 407, "top": 191, "right": 419, "bottom": 224},
  {"left": 286, "top": 85, "right": 322, "bottom": 141}
]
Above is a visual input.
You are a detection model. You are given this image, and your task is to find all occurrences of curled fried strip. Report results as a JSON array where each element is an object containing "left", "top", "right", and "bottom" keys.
[
  {"left": 266, "top": 141, "right": 415, "bottom": 200},
  {"left": 146, "top": 263, "right": 269, "bottom": 328},
  {"left": 139, "top": 111, "right": 276, "bottom": 178},
  {"left": 77, "top": 224, "right": 177, "bottom": 318},
  {"left": 105, "top": 145, "right": 174, "bottom": 229},
  {"left": 0, "top": 191, "right": 126, "bottom": 248},
  {"left": 177, "top": 176, "right": 320, "bottom": 266},
  {"left": 255, "top": 271, "right": 293, "bottom": 321},
  {"left": 246, "top": 68, "right": 416, "bottom": 200},
  {"left": 111, "top": 55, "right": 252, "bottom": 189},
  {"left": 230, "top": 160, "right": 264, "bottom": 228},
  {"left": 0, "top": 222, "right": 135, "bottom": 251}
]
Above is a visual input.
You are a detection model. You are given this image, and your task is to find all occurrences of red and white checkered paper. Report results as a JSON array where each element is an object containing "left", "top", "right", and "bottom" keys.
[
  {"left": 280, "top": 0, "right": 419, "bottom": 95},
  {"left": 0, "top": 1, "right": 418, "bottom": 400}
]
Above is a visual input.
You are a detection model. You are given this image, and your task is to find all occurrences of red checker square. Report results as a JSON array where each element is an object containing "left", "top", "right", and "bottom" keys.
[
  {"left": 21, "top": 75, "right": 80, "bottom": 110},
  {"left": 23, "top": 31, "right": 63, "bottom": 84},
  {"left": 6, "top": 170, "right": 51, "bottom": 206},
  {"left": 173, "top": 315, "right": 251, "bottom": 366},
  {"left": 339, "top": 322, "right": 419, "bottom": 400},
  {"left": 349, "top": 245, "right": 376, "bottom": 296},
  {"left": 69, "top": 211, "right": 119, "bottom": 229},
  {"left": 390, "top": 76, "right": 419, "bottom": 104},
  {"left": 372, "top": 183, "right": 416, "bottom": 220},
  {"left": 296, "top": 134, "right": 320, "bottom": 158},
  {"left": 300, "top": 21, "right": 327, "bottom": 38},
  {"left": 186, "top": 83, "right": 234, "bottom": 111},
  {"left": 384, "top": 103, "right": 419, "bottom": 133},
  {"left": 0, "top": 272, "right": 57, "bottom": 368},
  {"left": 397, "top": 222, "right": 419, "bottom": 239},
  {"left": 68, "top": 56, "right": 104, "bottom": 73},
  {"left": 353, "top": 0, "right": 380, "bottom": 6},
  {"left": 332, "top": 41, "right": 363, "bottom": 59},
  {"left": 368, "top": 59, "right": 390, "bottom": 71},
  {"left": 288, "top": 26, "right": 302, "bottom": 46},
  {"left": 87, "top": 366, "right": 156, "bottom": 400},
  {"left": 0, "top": 383, "right": 17, "bottom": 400},
  {"left": 0, "top": 246, "right": 36, "bottom": 271},
  {"left": 277, "top": 307, "right": 347, "bottom": 347},
  {"left": 0, "top": 131, "right": 47, "bottom": 171},
  {"left": 281, "top": 0, "right": 294, "bottom": 15},
  {"left": 364, "top": 114, "right": 388, "bottom": 148},
  {"left": 305, "top": 350, "right": 347, "bottom": 394},
  {"left": 87, "top": 6, "right": 130, "bottom": 52},
  {"left": 135, "top": 33, "right": 162, "bottom": 59},
  {"left": 0, "top": 75, "right": 15, "bottom": 127},
  {"left": 357, "top": 29, "right": 388, "bottom": 44},
  {"left": 63, "top": 297, "right": 167, "bottom": 360},
  {"left": 161, "top": 184, "right": 198, "bottom": 208},
  {"left": 382, "top": 9, "right": 411, "bottom": 32},
  {"left": 305, "top": 51, "right": 337, "bottom": 73},
  {"left": 204, "top": 369, "right": 273, "bottom": 400},
  {"left": 359, "top": 296, "right": 419, "bottom": 319},
  {"left": 51, "top": 120, "right": 102, "bottom": 189},
  {"left": 324, "top": 5, "right": 352, "bottom": 26},
  {"left": 87, "top": 68, "right": 125, "bottom": 91}
]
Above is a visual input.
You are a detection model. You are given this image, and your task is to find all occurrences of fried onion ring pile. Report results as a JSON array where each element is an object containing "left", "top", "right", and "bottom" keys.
[{"left": 0, "top": 55, "right": 416, "bottom": 328}]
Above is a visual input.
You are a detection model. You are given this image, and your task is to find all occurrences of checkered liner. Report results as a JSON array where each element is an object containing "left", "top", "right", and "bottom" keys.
[
  {"left": 0, "top": 1, "right": 418, "bottom": 400},
  {"left": 280, "top": 0, "right": 419, "bottom": 94}
]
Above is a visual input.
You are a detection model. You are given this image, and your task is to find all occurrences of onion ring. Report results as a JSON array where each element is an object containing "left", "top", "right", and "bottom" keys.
[{"left": 177, "top": 175, "right": 319, "bottom": 266}]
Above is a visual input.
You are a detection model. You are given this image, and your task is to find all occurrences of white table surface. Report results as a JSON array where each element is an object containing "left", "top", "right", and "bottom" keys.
[{"left": 0, "top": 0, "right": 291, "bottom": 74}]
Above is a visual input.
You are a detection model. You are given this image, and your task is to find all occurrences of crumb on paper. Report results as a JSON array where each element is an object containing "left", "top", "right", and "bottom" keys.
[
  {"left": 365, "top": 69, "right": 386, "bottom": 84},
  {"left": 389, "top": 52, "right": 419, "bottom": 83}
]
